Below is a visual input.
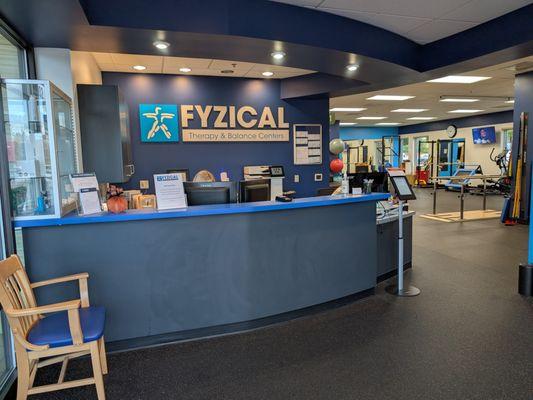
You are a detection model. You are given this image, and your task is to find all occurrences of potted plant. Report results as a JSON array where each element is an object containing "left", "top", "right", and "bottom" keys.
[{"left": 106, "top": 185, "right": 128, "bottom": 213}]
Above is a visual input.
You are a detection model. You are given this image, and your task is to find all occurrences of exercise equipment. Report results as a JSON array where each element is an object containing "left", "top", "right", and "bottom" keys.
[
  {"left": 346, "top": 140, "right": 369, "bottom": 173},
  {"left": 426, "top": 173, "right": 502, "bottom": 222},
  {"left": 329, "top": 138, "right": 345, "bottom": 155},
  {"left": 378, "top": 136, "right": 400, "bottom": 171},
  {"left": 473, "top": 148, "right": 511, "bottom": 195},
  {"left": 444, "top": 166, "right": 479, "bottom": 191},
  {"left": 415, "top": 140, "right": 436, "bottom": 187},
  {"left": 509, "top": 112, "right": 528, "bottom": 222},
  {"left": 330, "top": 158, "right": 344, "bottom": 173}
]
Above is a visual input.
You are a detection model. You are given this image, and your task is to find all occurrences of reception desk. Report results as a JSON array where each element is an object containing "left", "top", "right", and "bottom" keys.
[{"left": 15, "top": 194, "right": 389, "bottom": 350}]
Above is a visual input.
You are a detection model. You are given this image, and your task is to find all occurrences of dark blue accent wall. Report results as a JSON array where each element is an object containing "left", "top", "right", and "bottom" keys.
[
  {"left": 511, "top": 71, "right": 533, "bottom": 221},
  {"left": 102, "top": 72, "right": 329, "bottom": 197},
  {"left": 398, "top": 111, "right": 513, "bottom": 135}
]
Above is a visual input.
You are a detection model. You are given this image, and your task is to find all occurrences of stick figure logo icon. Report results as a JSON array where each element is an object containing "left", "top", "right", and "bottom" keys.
[{"left": 139, "top": 104, "right": 179, "bottom": 142}]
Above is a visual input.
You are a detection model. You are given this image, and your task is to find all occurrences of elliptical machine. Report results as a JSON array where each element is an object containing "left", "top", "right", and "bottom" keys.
[{"left": 484, "top": 148, "right": 511, "bottom": 195}]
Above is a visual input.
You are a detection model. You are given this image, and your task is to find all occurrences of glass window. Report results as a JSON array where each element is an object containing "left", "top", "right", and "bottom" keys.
[
  {"left": 401, "top": 137, "right": 410, "bottom": 161},
  {"left": 0, "top": 33, "right": 25, "bottom": 79}
]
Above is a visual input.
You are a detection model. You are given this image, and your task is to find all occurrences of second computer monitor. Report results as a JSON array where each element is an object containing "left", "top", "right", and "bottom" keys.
[
  {"left": 240, "top": 179, "right": 271, "bottom": 203},
  {"left": 184, "top": 181, "right": 238, "bottom": 206}
]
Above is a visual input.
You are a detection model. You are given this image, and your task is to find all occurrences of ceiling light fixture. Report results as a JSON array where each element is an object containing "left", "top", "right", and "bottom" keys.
[
  {"left": 262, "top": 71, "right": 274, "bottom": 77},
  {"left": 329, "top": 107, "right": 366, "bottom": 112},
  {"left": 367, "top": 95, "right": 415, "bottom": 101},
  {"left": 440, "top": 98, "right": 479, "bottom": 103},
  {"left": 153, "top": 41, "right": 170, "bottom": 50},
  {"left": 339, "top": 122, "right": 357, "bottom": 126},
  {"left": 407, "top": 117, "right": 436, "bottom": 120},
  {"left": 376, "top": 122, "right": 400, "bottom": 126},
  {"left": 505, "top": 100, "right": 515, "bottom": 104},
  {"left": 357, "top": 116, "right": 387, "bottom": 120},
  {"left": 133, "top": 65, "right": 146, "bottom": 71},
  {"left": 391, "top": 108, "right": 428, "bottom": 113},
  {"left": 271, "top": 51, "right": 285, "bottom": 60},
  {"left": 428, "top": 75, "right": 491, "bottom": 84},
  {"left": 346, "top": 64, "right": 359, "bottom": 72},
  {"left": 179, "top": 67, "right": 192, "bottom": 73},
  {"left": 448, "top": 109, "right": 485, "bottom": 113}
]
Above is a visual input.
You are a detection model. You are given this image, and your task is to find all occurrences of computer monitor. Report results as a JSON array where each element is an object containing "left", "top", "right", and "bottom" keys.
[
  {"left": 183, "top": 182, "right": 238, "bottom": 206},
  {"left": 348, "top": 172, "right": 388, "bottom": 193},
  {"left": 240, "top": 179, "right": 271, "bottom": 203}
]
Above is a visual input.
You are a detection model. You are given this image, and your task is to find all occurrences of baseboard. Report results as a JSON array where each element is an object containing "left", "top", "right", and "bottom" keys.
[
  {"left": 107, "top": 287, "right": 375, "bottom": 353},
  {"left": 377, "top": 261, "right": 413, "bottom": 283}
]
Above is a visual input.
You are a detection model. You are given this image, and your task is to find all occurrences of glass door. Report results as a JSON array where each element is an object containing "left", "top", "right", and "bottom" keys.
[{"left": 0, "top": 86, "right": 17, "bottom": 399}]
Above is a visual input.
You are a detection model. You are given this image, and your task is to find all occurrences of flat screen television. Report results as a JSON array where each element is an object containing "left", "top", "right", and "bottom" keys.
[{"left": 472, "top": 126, "right": 496, "bottom": 144}]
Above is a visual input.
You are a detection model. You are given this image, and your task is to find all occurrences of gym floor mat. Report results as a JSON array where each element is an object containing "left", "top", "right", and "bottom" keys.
[{"left": 419, "top": 209, "right": 501, "bottom": 223}]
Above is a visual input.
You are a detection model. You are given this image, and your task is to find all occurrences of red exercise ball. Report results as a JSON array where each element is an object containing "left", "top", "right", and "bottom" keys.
[{"left": 330, "top": 158, "right": 344, "bottom": 173}]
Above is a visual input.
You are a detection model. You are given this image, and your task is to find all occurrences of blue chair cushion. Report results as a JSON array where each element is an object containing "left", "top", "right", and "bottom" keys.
[{"left": 27, "top": 306, "right": 105, "bottom": 348}]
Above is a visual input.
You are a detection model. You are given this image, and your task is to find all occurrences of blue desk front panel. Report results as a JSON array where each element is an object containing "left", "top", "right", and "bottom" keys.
[{"left": 20, "top": 197, "right": 384, "bottom": 346}]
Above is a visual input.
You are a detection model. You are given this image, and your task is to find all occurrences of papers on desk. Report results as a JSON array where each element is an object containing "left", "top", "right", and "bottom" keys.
[
  {"left": 70, "top": 173, "right": 99, "bottom": 192},
  {"left": 70, "top": 173, "right": 102, "bottom": 215},
  {"left": 293, "top": 124, "right": 323, "bottom": 165},
  {"left": 79, "top": 188, "right": 102, "bottom": 215},
  {"left": 154, "top": 173, "right": 187, "bottom": 210}
]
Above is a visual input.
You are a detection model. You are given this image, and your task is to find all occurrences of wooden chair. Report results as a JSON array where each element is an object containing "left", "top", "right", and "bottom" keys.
[{"left": 0, "top": 255, "right": 107, "bottom": 400}]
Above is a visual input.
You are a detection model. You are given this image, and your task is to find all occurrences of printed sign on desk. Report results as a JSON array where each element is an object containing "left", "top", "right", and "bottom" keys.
[
  {"left": 154, "top": 173, "right": 187, "bottom": 210},
  {"left": 140, "top": 104, "right": 179, "bottom": 143}
]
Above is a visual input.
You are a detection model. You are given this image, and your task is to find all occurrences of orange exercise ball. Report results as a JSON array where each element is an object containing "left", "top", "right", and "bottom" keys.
[{"left": 330, "top": 158, "right": 344, "bottom": 173}]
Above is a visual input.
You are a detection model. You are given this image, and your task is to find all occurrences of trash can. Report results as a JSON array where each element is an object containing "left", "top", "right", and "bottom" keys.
[{"left": 518, "top": 264, "right": 533, "bottom": 296}]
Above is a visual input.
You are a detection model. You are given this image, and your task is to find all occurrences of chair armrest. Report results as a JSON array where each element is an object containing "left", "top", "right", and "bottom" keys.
[
  {"left": 5, "top": 299, "right": 81, "bottom": 318},
  {"left": 30, "top": 273, "right": 89, "bottom": 289},
  {"left": 7, "top": 300, "right": 85, "bottom": 346},
  {"left": 31, "top": 273, "right": 90, "bottom": 307}
]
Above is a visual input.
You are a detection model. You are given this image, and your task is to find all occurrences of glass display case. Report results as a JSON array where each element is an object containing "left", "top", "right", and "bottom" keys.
[{"left": 1, "top": 79, "right": 79, "bottom": 220}]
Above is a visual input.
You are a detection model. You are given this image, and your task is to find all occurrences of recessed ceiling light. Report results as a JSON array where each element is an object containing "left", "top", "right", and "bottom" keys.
[
  {"left": 407, "top": 117, "right": 436, "bottom": 120},
  {"left": 376, "top": 122, "right": 400, "bottom": 126},
  {"left": 339, "top": 122, "right": 357, "bottom": 126},
  {"left": 505, "top": 99, "right": 515, "bottom": 104},
  {"left": 133, "top": 65, "right": 146, "bottom": 71},
  {"left": 262, "top": 71, "right": 274, "bottom": 77},
  {"left": 330, "top": 107, "right": 366, "bottom": 112},
  {"left": 440, "top": 98, "right": 479, "bottom": 103},
  {"left": 271, "top": 51, "right": 285, "bottom": 60},
  {"left": 153, "top": 41, "right": 170, "bottom": 50},
  {"left": 357, "top": 116, "right": 387, "bottom": 120},
  {"left": 346, "top": 64, "right": 359, "bottom": 72},
  {"left": 179, "top": 67, "right": 192, "bottom": 73},
  {"left": 391, "top": 109, "right": 428, "bottom": 113},
  {"left": 367, "top": 95, "right": 415, "bottom": 101},
  {"left": 448, "top": 109, "right": 485, "bottom": 113},
  {"left": 428, "top": 75, "right": 491, "bottom": 84}
]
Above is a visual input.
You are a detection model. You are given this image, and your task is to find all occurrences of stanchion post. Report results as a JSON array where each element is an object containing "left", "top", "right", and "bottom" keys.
[
  {"left": 460, "top": 183, "right": 465, "bottom": 220},
  {"left": 432, "top": 178, "right": 437, "bottom": 215},
  {"left": 482, "top": 178, "right": 487, "bottom": 211},
  {"left": 518, "top": 162, "right": 533, "bottom": 296}
]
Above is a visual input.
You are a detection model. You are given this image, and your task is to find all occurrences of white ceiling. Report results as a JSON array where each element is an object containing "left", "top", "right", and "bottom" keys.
[
  {"left": 330, "top": 56, "right": 533, "bottom": 126},
  {"left": 88, "top": 52, "right": 314, "bottom": 79},
  {"left": 271, "top": 0, "right": 532, "bottom": 44}
]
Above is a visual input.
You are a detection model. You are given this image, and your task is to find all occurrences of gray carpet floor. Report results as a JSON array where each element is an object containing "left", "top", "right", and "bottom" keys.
[{"left": 13, "top": 190, "right": 533, "bottom": 400}]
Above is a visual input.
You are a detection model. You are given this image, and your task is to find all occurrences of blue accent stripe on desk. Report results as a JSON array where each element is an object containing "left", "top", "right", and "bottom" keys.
[{"left": 14, "top": 193, "right": 389, "bottom": 228}]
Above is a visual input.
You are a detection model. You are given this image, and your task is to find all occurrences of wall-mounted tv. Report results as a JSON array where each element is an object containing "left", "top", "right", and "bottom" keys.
[{"left": 472, "top": 126, "right": 496, "bottom": 144}]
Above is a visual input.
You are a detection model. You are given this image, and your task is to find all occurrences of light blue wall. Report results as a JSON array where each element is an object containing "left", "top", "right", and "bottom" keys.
[
  {"left": 340, "top": 126, "right": 399, "bottom": 140},
  {"left": 339, "top": 127, "right": 400, "bottom": 167}
]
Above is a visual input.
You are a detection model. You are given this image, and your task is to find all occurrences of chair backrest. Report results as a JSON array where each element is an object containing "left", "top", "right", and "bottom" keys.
[{"left": 0, "top": 255, "right": 38, "bottom": 339}]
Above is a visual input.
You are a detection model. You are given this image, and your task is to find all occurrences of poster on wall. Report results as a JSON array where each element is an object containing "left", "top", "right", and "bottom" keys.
[{"left": 293, "top": 124, "right": 322, "bottom": 165}]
